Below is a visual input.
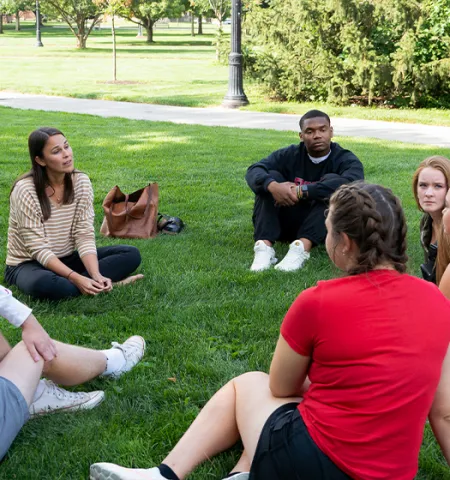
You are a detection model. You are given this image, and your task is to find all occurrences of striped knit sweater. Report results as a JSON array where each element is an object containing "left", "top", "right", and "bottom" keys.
[{"left": 6, "top": 173, "right": 97, "bottom": 267}]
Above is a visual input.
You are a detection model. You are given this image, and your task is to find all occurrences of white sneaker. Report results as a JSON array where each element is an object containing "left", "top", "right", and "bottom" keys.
[
  {"left": 90, "top": 464, "right": 163, "bottom": 480},
  {"left": 29, "top": 380, "right": 104, "bottom": 417},
  {"left": 250, "top": 240, "right": 277, "bottom": 271},
  {"left": 108, "top": 335, "right": 146, "bottom": 379},
  {"left": 274, "top": 240, "right": 310, "bottom": 272},
  {"left": 222, "top": 474, "right": 250, "bottom": 480}
]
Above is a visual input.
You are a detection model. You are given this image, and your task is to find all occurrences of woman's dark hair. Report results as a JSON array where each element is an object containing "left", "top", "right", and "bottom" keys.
[
  {"left": 329, "top": 182, "right": 408, "bottom": 275},
  {"left": 12, "top": 127, "right": 75, "bottom": 221}
]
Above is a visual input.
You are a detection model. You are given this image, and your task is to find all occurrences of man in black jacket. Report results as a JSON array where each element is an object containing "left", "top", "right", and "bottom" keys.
[{"left": 246, "top": 110, "right": 364, "bottom": 272}]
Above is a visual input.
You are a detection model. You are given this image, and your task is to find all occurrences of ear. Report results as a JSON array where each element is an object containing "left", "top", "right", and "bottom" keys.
[
  {"left": 299, "top": 132, "right": 303, "bottom": 141},
  {"left": 34, "top": 156, "right": 46, "bottom": 167},
  {"left": 340, "top": 231, "right": 353, "bottom": 255},
  {"left": 330, "top": 126, "right": 334, "bottom": 138}
]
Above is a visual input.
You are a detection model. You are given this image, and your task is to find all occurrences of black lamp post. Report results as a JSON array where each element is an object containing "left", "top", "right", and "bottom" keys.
[
  {"left": 35, "top": 0, "right": 43, "bottom": 47},
  {"left": 222, "top": 0, "right": 248, "bottom": 108}
]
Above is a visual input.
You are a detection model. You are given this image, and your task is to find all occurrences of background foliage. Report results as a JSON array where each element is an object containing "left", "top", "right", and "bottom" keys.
[{"left": 243, "top": 0, "right": 450, "bottom": 107}]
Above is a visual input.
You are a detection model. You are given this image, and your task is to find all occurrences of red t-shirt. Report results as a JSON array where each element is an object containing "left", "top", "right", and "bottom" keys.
[{"left": 281, "top": 270, "right": 450, "bottom": 480}]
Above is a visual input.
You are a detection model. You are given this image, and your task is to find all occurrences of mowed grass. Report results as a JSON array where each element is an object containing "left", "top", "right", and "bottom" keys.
[
  {"left": 1, "top": 22, "right": 450, "bottom": 125},
  {"left": 0, "top": 22, "right": 229, "bottom": 107},
  {"left": 0, "top": 106, "right": 449, "bottom": 479}
]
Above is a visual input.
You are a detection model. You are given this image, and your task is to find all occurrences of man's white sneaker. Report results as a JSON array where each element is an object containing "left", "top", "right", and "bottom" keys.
[
  {"left": 90, "top": 464, "right": 163, "bottom": 480},
  {"left": 250, "top": 240, "right": 277, "bottom": 271},
  {"left": 222, "top": 474, "right": 250, "bottom": 480},
  {"left": 274, "top": 240, "right": 310, "bottom": 272},
  {"left": 107, "top": 335, "right": 146, "bottom": 379},
  {"left": 29, "top": 380, "right": 104, "bottom": 417}
]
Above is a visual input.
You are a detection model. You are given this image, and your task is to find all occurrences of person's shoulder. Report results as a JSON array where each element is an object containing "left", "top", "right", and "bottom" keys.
[
  {"left": 73, "top": 171, "right": 91, "bottom": 183},
  {"left": 271, "top": 143, "right": 300, "bottom": 157},
  {"left": 11, "top": 176, "right": 35, "bottom": 199},
  {"left": 330, "top": 142, "right": 360, "bottom": 160},
  {"left": 73, "top": 171, "right": 92, "bottom": 189},
  {"left": 396, "top": 273, "right": 449, "bottom": 301}
]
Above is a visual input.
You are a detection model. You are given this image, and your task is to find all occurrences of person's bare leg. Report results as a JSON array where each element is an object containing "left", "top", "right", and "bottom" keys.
[
  {"left": 162, "top": 371, "right": 300, "bottom": 479},
  {"left": 42, "top": 341, "right": 106, "bottom": 386},
  {"left": 234, "top": 372, "right": 301, "bottom": 460},
  {"left": 0, "top": 333, "right": 11, "bottom": 362},
  {"left": 113, "top": 274, "right": 144, "bottom": 287},
  {"left": 299, "top": 238, "right": 313, "bottom": 252},
  {"left": 229, "top": 450, "right": 251, "bottom": 475},
  {"left": 0, "top": 341, "right": 43, "bottom": 405},
  {"left": 261, "top": 240, "right": 273, "bottom": 247},
  {"left": 162, "top": 379, "right": 241, "bottom": 479}
]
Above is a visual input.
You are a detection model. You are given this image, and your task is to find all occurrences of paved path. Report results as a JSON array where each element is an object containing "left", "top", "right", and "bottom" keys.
[{"left": 1, "top": 91, "right": 449, "bottom": 147}]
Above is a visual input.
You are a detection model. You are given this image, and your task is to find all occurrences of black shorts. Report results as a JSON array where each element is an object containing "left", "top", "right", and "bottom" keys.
[{"left": 249, "top": 403, "right": 353, "bottom": 480}]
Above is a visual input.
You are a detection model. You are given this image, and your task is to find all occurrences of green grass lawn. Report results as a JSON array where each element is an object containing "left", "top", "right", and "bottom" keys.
[
  {"left": 1, "top": 21, "right": 450, "bottom": 126},
  {"left": 0, "top": 105, "right": 449, "bottom": 479}
]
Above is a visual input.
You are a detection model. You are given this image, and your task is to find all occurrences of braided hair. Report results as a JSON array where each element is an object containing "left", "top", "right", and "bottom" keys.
[{"left": 329, "top": 182, "right": 408, "bottom": 275}]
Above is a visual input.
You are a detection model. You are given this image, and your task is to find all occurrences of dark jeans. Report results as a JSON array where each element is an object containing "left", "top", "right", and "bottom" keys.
[
  {"left": 5, "top": 245, "right": 141, "bottom": 301},
  {"left": 252, "top": 171, "right": 327, "bottom": 246},
  {"left": 250, "top": 403, "right": 352, "bottom": 480}
]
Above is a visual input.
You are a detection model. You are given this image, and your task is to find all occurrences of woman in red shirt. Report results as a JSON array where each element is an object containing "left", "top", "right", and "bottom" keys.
[{"left": 91, "top": 183, "right": 450, "bottom": 480}]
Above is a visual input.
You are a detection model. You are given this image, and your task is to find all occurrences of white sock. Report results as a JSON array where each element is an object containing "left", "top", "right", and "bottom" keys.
[
  {"left": 32, "top": 379, "right": 46, "bottom": 403},
  {"left": 101, "top": 348, "right": 126, "bottom": 376}
]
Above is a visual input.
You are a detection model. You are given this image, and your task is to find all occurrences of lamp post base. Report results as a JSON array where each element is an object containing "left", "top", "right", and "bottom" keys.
[
  {"left": 36, "top": 40, "right": 43, "bottom": 47},
  {"left": 222, "top": 95, "right": 249, "bottom": 108}
]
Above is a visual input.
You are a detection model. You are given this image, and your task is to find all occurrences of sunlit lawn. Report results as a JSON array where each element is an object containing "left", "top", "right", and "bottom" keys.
[{"left": 0, "top": 105, "right": 449, "bottom": 478}]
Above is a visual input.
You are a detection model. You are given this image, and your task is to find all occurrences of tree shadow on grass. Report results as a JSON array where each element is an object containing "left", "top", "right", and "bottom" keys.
[{"left": 78, "top": 47, "right": 214, "bottom": 55}]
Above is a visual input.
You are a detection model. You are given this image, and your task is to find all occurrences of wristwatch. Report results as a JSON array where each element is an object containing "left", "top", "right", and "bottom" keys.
[{"left": 297, "top": 185, "right": 309, "bottom": 199}]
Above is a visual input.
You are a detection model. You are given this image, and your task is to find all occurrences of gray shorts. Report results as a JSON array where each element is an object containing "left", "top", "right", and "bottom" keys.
[{"left": 0, "top": 376, "right": 29, "bottom": 460}]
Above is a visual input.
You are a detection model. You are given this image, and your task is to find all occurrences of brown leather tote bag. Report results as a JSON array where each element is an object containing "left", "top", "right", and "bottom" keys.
[{"left": 100, "top": 183, "right": 159, "bottom": 239}]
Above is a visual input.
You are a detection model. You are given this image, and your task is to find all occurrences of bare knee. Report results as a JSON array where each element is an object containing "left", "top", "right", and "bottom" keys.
[
  {"left": 233, "top": 371, "right": 269, "bottom": 392},
  {"left": 16, "top": 341, "right": 44, "bottom": 366}
]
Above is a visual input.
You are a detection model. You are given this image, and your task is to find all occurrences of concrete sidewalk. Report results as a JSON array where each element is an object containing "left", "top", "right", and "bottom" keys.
[{"left": 1, "top": 91, "right": 449, "bottom": 147}]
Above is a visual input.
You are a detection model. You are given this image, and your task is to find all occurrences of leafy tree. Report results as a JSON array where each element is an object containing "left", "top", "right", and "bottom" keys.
[
  {"left": 244, "top": 0, "right": 450, "bottom": 107},
  {"left": 208, "top": 0, "right": 229, "bottom": 28},
  {"left": 41, "top": 0, "right": 103, "bottom": 48},
  {"left": 119, "top": 0, "right": 185, "bottom": 43},
  {"left": 185, "top": 0, "right": 212, "bottom": 34},
  {"left": 197, "top": 0, "right": 230, "bottom": 60},
  {"left": 12, "top": 1, "right": 34, "bottom": 31},
  {"left": 0, "top": 0, "right": 16, "bottom": 33}
]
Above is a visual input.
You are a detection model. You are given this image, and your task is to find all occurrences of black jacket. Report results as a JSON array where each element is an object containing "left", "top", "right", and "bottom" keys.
[{"left": 245, "top": 142, "right": 364, "bottom": 202}]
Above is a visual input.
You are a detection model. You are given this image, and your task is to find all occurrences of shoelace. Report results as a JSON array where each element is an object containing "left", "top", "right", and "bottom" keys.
[
  {"left": 111, "top": 340, "right": 140, "bottom": 359},
  {"left": 43, "top": 380, "right": 86, "bottom": 401}
]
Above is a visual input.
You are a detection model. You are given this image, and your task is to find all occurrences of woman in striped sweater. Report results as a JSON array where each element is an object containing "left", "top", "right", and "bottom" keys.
[{"left": 5, "top": 127, "right": 142, "bottom": 301}]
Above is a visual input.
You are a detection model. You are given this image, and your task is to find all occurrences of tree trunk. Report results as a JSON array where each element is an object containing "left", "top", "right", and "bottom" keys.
[
  {"left": 191, "top": 13, "right": 195, "bottom": 36},
  {"left": 112, "top": 14, "right": 116, "bottom": 81},
  {"left": 198, "top": 14, "right": 203, "bottom": 35},
  {"left": 15, "top": 10, "right": 20, "bottom": 31},
  {"left": 0, "top": 15, "right": 3, "bottom": 34},
  {"left": 145, "top": 21, "right": 154, "bottom": 43},
  {"left": 76, "top": 35, "right": 87, "bottom": 49},
  {"left": 76, "top": 20, "right": 87, "bottom": 49}
]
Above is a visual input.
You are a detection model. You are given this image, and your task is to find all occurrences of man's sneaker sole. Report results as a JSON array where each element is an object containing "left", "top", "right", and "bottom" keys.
[
  {"left": 90, "top": 463, "right": 159, "bottom": 480},
  {"left": 250, "top": 256, "right": 278, "bottom": 272},
  {"left": 222, "top": 473, "right": 250, "bottom": 480},
  {"left": 29, "top": 390, "right": 105, "bottom": 418}
]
